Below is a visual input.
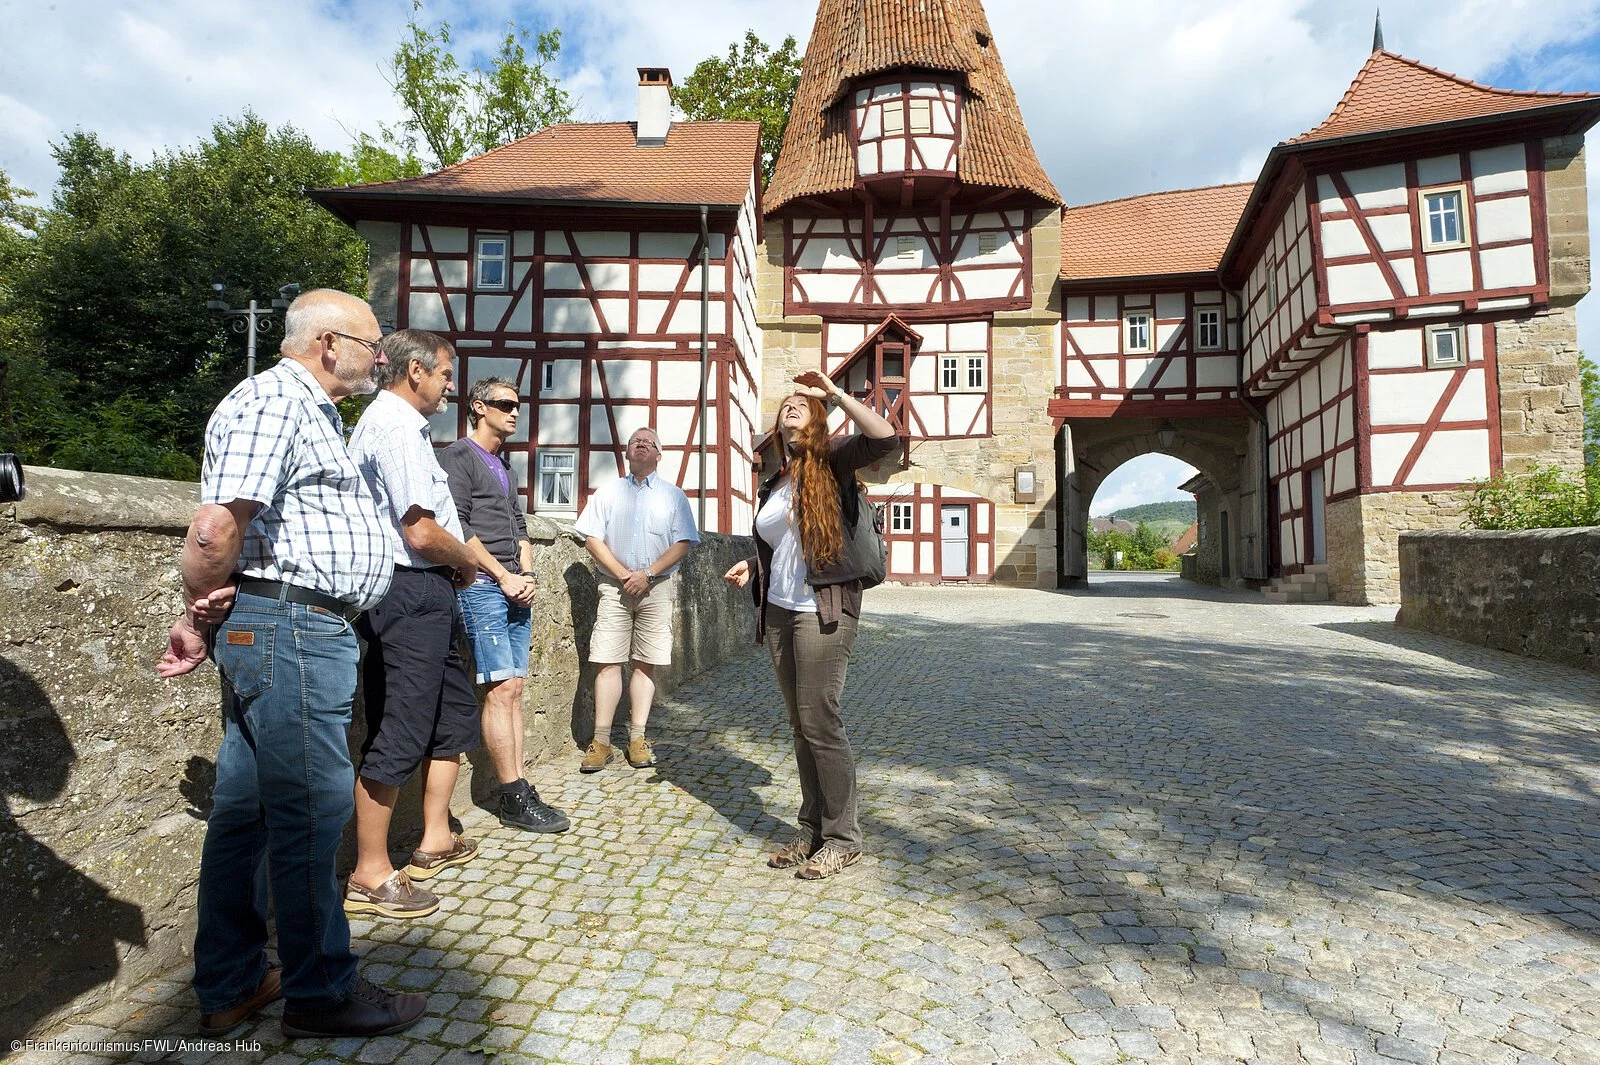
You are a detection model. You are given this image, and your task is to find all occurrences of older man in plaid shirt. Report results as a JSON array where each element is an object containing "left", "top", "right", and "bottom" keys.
[{"left": 158, "top": 289, "right": 427, "bottom": 1040}]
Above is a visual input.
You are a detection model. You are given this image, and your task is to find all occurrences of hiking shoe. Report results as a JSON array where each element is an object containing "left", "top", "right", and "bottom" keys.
[
  {"left": 281, "top": 974, "right": 426, "bottom": 1039},
  {"left": 795, "top": 845, "right": 861, "bottom": 881},
  {"left": 497, "top": 788, "right": 571, "bottom": 833},
  {"left": 625, "top": 737, "right": 656, "bottom": 768},
  {"left": 343, "top": 870, "right": 439, "bottom": 919},
  {"left": 404, "top": 833, "right": 478, "bottom": 881},
  {"left": 580, "top": 740, "right": 613, "bottom": 773},
  {"left": 766, "top": 834, "right": 819, "bottom": 870}
]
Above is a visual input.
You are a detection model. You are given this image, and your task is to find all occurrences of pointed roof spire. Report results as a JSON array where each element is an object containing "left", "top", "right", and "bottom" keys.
[
  {"left": 1372, "top": 9, "right": 1385, "bottom": 53},
  {"left": 766, "top": 0, "right": 1060, "bottom": 212}
]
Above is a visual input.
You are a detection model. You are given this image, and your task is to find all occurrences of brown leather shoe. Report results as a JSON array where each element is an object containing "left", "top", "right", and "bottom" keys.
[
  {"left": 405, "top": 834, "right": 479, "bottom": 881},
  {"left": 343, "top": 870, "right": 439, "bottom": 919},
  {"left": 580, "top": 740, "right": 613, "bottom": 773},
  {"left": 626, "top": 737, "right": 656, "bottom": 768},
  {"left": 199, "top": 966, "right": 281, "bottom": 1035},
  {"left": 281, "top": 974, "right": 426, "bottom": 1039}
]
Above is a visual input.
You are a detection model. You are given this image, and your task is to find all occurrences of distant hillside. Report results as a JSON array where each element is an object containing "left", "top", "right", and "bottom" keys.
[{"left": 1091, "top": 500, "right": 1196, "bottom": 524}]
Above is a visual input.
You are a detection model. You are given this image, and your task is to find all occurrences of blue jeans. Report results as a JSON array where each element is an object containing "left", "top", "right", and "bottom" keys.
[
  {"left": 458, "top": 581, "right": 532, "bottom": 684},
  {"left": 193, "top": 591, "right": 360, "bottom": 1014}
]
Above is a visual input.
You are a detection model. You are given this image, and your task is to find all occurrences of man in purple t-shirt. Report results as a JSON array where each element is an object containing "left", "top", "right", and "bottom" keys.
[{"left": 438, "top": 377, "right": 569, "bottom": 835}]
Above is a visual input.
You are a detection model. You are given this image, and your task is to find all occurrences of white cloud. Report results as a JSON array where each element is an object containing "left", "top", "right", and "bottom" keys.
[
  {"left": 1090, "top": 454, "right": 1200, "bottom": 516},
  {"left": 1, "top": 0, "right": 1594, "bottom": 353},
  {"left": 0, "top": 0, "right": 412, "bottom": 197}
]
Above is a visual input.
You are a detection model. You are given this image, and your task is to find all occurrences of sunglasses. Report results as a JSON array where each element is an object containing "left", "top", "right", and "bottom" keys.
[{"left": 478, "top": 398, "right": 519, "bottom": 413}]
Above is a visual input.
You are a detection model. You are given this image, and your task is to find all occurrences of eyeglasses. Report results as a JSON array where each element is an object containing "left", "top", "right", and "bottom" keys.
[
  {"left": 478, "top": 398, "right": 519, "bottom": 413},
  {"left": 328, "top": 331, "right": 380, "bottom": 356}
]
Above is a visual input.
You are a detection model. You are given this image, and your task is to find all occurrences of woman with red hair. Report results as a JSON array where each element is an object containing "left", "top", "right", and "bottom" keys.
[{"left": 724, "top": 371, "right": 899, "bottom": 879}]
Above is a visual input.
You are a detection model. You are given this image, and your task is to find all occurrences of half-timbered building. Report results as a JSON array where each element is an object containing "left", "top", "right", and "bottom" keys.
[
  {"left": 309, "top": 74, "right": 764, "bottom": 535},
  {"left": 312, "top": 3, "right": 1596, "bottom": 604}
]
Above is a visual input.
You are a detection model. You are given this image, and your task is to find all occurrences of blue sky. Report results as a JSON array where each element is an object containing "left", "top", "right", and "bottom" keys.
[{"left": 2, "top": 0, "right": 1596, "bottom": 512}]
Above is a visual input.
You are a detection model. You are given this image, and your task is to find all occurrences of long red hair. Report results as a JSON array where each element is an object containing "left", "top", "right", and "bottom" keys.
[{"left": 772, "top": 394, "right": 843, "bottom": 566}]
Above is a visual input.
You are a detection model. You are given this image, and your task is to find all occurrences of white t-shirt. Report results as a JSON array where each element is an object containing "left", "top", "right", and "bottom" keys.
[{"left": 755, "top": 477, "right": 816, "bottom": 613}]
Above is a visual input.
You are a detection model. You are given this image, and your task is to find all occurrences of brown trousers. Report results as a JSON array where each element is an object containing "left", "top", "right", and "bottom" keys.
[{"left": 764, "top": 604, "right": 861, "bottom": 852}]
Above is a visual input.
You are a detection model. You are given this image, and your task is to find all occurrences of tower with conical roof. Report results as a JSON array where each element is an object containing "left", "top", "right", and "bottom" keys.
[{"left": 758, "top": 0, "right": 1067, "bottom": 588}]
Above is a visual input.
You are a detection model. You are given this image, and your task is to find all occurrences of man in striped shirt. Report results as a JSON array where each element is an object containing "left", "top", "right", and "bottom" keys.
[{"left": 157, "top": 289, "right": 426, "bottom": 1040}]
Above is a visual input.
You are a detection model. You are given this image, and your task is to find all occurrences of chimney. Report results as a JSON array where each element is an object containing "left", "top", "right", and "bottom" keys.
[{"left": 636, "top": 68, "right": 672, "bottom": 147}]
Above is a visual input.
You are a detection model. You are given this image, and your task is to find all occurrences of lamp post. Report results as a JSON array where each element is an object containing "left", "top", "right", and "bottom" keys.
[{"left": 206, "top": 282, "right": 299, "bottom": 378}]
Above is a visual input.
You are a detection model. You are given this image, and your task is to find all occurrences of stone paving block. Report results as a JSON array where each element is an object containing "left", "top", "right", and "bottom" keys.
[{"left": 36, "top": 586, "right": 1600, "bottom": 1065}]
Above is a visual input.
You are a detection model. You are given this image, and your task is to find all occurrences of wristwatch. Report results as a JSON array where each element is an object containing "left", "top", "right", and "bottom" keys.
[{"left": 644, "top": 569, "right": 657, "bottom": 585}]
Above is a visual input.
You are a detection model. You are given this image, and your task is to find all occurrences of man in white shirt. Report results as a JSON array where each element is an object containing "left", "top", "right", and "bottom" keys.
[
  {"left": 572, "top": 427, "right": 700, "bottom": 772},
  {"left": 346, "top": 329, "right": 487, "bottom": 920}
]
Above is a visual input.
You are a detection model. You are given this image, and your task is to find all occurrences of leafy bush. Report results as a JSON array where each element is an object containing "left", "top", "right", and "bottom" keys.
[{"left": 1461, "top": 464, "right": 1599, "bottom": 530}]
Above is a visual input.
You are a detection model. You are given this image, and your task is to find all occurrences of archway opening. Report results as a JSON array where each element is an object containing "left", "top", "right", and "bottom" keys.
[{"left": 1087, "top": 453, "right": 1199, "bottom": 579}]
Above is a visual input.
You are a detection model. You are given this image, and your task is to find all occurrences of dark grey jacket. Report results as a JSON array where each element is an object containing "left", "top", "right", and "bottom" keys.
[{"left": 439, "top": 438, "right": 529, "bottom": 573}]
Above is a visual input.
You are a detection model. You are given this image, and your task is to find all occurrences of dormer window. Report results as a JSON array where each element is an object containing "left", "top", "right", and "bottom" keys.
[{"left": 852, "top": 79, "right": 961, "bottom": 179}]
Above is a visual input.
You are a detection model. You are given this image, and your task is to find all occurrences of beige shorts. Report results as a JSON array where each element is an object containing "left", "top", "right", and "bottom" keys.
[{"left": 590, "top": 574, "right": 676, "bottom": 665}]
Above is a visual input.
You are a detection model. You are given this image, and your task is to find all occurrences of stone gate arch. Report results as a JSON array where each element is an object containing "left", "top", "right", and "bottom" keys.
[{"left": 1057, "top": 415, "right": 1266, "bottom": 584}]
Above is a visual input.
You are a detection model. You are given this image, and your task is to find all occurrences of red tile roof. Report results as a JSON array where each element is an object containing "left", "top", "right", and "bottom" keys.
[
  {"left": 1289, "top": 50, "right": 1600, "bottom": 145},
  {"left": 767, "top": 0, "right": 1060, "bottom": 212},
  {"left": 1060, "top": 183, "right": 1255, "bottom": 281},
  {"left": 313, "top": 122, "right": 761, "bottom": 209}
]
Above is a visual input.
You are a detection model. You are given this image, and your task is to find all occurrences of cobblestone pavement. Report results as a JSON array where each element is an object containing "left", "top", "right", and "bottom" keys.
[{"left": 37, "top": 578, "right": 1600, "bottom": 1065}]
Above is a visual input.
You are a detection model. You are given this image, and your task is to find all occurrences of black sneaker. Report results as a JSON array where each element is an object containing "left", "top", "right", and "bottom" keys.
[{"left": 498, "top": 789, "right": 571, "bottom": 833}]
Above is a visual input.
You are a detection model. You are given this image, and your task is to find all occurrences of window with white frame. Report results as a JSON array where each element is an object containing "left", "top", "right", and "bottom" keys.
[
  {"left": 1420, "top": 186, "right": 1469, "bottom": 250},
  {"left": 978, "top": 231, "right": 999, "bottom": 256},
  {"left": 1195, "top": 307, "right": 1224, "bottom": 350},
  {"left": 475, "top": 234, "right": 509, "bottom": 290},
  {"left": 1266, "top": 266, "right": 1279, "bottom": 307},
  {"left": 964, "top": 354, "right": 986, "bottom": 391},
  {"left": 890, "top": 501, "right": 914, "bottom": 533},
  {"left": 896, "top": 235, "right": 918, "bottom": 260},
  {"left": 540, "top": 361, "right": 555, "bottom": 393},
  {"left": 939, "top": 355, "right": 959, "bottom": 391},
  {"left": 1124, "top": 311, "right": 1152, "bottom": 353},
  {"left": 536, "top": 449, "right": 577, "bottom": 510},
  {"left": 1426, "top": 324, "right": 1465, "bottom": 368}
]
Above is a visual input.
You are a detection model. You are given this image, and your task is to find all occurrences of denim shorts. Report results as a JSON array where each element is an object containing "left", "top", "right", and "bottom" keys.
[{"left": 458, "top": 580, "right": 532, "bottom": 684}]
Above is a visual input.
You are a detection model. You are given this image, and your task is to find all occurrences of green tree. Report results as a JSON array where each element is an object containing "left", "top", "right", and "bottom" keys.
[
  {"left": 674, "top": 31, "right": 803, "bottom": 181},
  {"left": 359, "top": 1, "right": 575, "bottom": 173},
  {"left": 1581, "top": 352, "right": 1598, "bottom": 469},
  {"left": 0, "top": 169, "right": 63, "bottom": 463},
  {"left": 8, "top": 116, "right": 366, "bottom": 477}
]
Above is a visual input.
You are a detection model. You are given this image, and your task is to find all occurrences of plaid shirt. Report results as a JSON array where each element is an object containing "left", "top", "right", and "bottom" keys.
[
  {"left": 202, "top": 359, "right": 393, "bottom": 610},
  {"left": 348, "top": 389, "right": 465, "bottom": 569}
]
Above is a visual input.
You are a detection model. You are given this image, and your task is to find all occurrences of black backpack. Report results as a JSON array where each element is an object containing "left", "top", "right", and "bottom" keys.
[{"left": 842, "top": 479, "right": 887, "bottom": 590}]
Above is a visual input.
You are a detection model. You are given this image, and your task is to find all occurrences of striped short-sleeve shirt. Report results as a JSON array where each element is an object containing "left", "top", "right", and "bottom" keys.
[{"left": 202, "top": 359, "right": 393, "bottom": 610}]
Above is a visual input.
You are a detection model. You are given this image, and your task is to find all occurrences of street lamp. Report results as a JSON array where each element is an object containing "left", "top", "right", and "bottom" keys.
[{"left": 206, "top": 281, "right": 300, "bottom": 378}]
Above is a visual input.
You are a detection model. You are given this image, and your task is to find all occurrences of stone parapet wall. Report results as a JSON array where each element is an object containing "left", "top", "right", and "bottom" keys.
[
  {"left": 1397, "top": 526, "right": 1599, "bottom": 671},
  {"left": 1325, "top": 490, "right": 1468, "bottom": 604},
  {"left": 0, "top": 467, "right": 753, "bottom": 1041}
]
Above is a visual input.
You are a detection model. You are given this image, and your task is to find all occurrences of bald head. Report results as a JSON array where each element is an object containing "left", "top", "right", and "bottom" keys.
[{"left": 281, "top": 288, "right": 378, "bottom": 357}]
